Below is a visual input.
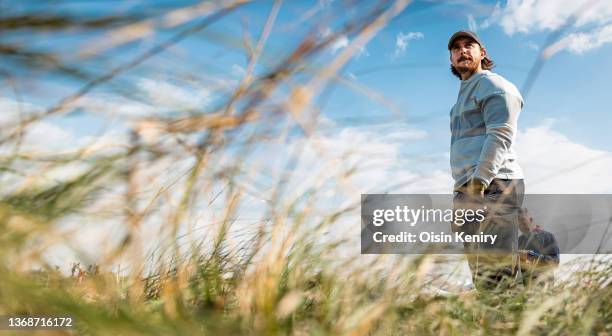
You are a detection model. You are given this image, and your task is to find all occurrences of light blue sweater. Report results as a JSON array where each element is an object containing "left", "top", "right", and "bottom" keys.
[{"left": 450, "top": 70, "right": 524, "bottom": 190}]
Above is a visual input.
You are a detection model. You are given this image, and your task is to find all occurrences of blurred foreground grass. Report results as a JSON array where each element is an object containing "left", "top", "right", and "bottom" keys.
[
  {"left": 0, "top": 239, "right": 610, "bottom": 335},
  {"left": 0, "top": 1, "right": 611, "bottom": 335}
]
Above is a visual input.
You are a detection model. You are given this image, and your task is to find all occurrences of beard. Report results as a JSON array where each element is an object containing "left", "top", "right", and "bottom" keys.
[{"left": 453, "top": 57, "right": 479, "bottom": 74}]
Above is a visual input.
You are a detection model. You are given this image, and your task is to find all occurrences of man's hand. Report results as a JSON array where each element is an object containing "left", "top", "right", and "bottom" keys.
[
  {"left": 519, "top": 249, "right": 530, "bottom": 260},
  {"left": 467, "top": 178, "right": 486, "bottom": 196},
  {"left": 519, "top": 250, "right": 534, "bottom": 266}
]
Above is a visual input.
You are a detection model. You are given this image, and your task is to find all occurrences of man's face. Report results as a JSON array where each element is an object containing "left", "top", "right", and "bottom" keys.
[
  {"left": 519, "top": 210, "right": 533, "bottom": 233},
  {"left": 449, "top": 37, "right": 485, "bottom": 76}
]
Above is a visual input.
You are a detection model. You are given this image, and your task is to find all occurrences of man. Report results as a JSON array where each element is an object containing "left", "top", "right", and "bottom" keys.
[
  {"left": 448, "top": 31, "right": 525, "bottom": 291},
  {"left": 518, "top": 208, "right": 560, "bottom": 287}
]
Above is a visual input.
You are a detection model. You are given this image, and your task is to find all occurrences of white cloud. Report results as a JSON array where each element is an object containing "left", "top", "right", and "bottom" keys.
[
  {"left": 479, "top": 3, "right": 502, "bottom": 30},
  {"left": 0, "top": 97, "right": 79, "bottom": 155},
  {"left": 515, "top": 120, "right": 612, "bottom": 193},
  {"left": 57, "top": 75, "right": 235, "bottom": 122},
  {"left": 67, "top": 78, "right": 218, "bottom": 120},
  {"left": 321, "top": 28, "right": 368, "bottom": 58},
  {"left": 138, "top": 78, "right": 210, "bottom": 111},
  {"left": 465, "top": 8, "right": 501, "bottom": 32},
  {"left": 493, "top": 0, "right": 612, "bottom": 34},
  {"left": 488, "top": 0, "right": 612, "bottom": 55},
  {"left": 467, "top": 14, "right": 478, "bottom": 32},
  {"left": 330, "top": 37, "right": 365, "bottom": 58},
  {"left": 543, "top": 23, "right": 612, "bottom": 57},
  {"left": 393, "top": 32, "right": 424, "bottom": 58},
  {"left": 272, "top": 123, "right": 446, "bottom": 201},
  {"left": 231, "top": 64, "right": 246, "bottom": 77},
  {"left": 289, "top": 119, "right": 612, "bottom": 195},
  {"left": 0, "top": 97, "right": 40, "bottom": 127},
  {"left": 22, "top": 121, "right": 75, "bottom": 151},
  {"left": 77, "top": 94, "right": 154, "bottom": 118},
  {"left": 331, "top": 34, "right": 349, "bottom": 54}
]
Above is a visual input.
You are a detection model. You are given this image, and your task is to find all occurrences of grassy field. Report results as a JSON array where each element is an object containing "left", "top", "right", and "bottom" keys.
[
  {"left": 0, "top": 1, "right": 611, "bottom": 335},
  {"left": 0, "top": 238, "right": 610, "bottom": 335}
]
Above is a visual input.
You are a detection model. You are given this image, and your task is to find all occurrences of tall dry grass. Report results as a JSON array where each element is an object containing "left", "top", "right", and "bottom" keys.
[{"left": 0, "top": 1, "right": 610, "bottom": 335}]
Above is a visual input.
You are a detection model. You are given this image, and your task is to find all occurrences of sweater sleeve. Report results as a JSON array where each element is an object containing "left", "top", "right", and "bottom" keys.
[{"left": 471, "top": 92, "right": 522, "bottom": 186}]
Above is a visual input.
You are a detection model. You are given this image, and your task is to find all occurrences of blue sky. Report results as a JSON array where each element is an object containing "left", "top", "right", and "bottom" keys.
[
  {"left": 3, "top": 0, "right": 612, "bottom": 196},
  {"left": 3, "top": 0, "right": 612, "bottom": 270}
]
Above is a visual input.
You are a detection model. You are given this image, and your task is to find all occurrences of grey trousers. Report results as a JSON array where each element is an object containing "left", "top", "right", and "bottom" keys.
[{"left": 452, "top": 179, "right": 525, "bottom": 290}]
